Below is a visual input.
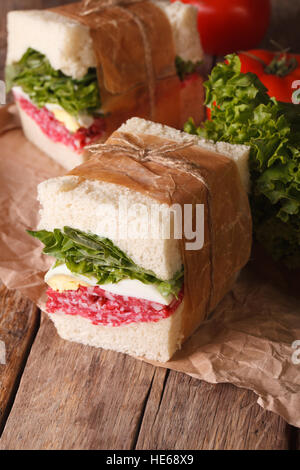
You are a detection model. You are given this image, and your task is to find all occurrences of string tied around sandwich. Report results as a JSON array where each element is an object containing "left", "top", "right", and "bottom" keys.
[
  {"left": 87, "top": 133, "right": 215, "bottom": 317},
  {"left": 87, "top": 133, "right": 209, "bottom": 189},
  {"left": 80, "top": 0, "right": 156, "bottom": 120},
  {"left": 80, "top": 0, "right": 143, "bottom": 16}
]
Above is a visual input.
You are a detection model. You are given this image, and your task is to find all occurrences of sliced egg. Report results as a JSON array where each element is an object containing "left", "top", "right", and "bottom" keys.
[
  {"left": 45, "top": 105, "right": 95, "bottom": 133},
  {"left": 12, "top": 87, "right": 94, "bottom": 133},
  {"left": 46, "top": 105, "right": 81, "bottom": 133},
  {"left": 45, "top": 264, "right": 174, "bottom": 306}
]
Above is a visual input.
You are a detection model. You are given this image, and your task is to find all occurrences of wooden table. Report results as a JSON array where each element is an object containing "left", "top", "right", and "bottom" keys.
[{"left": 0, "top": 0, "right": 299, "bottom": 450}]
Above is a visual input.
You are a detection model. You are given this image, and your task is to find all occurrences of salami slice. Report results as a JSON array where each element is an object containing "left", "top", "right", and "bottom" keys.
[
  {"left": 16, "top": 95, "right": 105, "bottom": 151},
  {"left": 46, "top": 285, "right": 184, "bottom": 327}
]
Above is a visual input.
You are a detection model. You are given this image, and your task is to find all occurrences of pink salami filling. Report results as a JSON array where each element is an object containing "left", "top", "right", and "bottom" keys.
[
  {"left": 46, "top": 285, "right": 184, "bottom": 327},
  {"left": 15, "top": 94, "right": 105, "bottom": 152}
]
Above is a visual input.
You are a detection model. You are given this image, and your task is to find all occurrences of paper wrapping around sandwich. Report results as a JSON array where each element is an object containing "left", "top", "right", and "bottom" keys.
[
  {"left": 69, "top": 131, "right": 252, "bottom": 339},
  {"left": 51, "top": 1, "right": 181, "bottom": 125}
]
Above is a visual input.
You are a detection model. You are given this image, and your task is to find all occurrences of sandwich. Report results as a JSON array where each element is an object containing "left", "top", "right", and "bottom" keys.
[
  {"left": 6, "top": 1, "right": 204, "bottom": 170},
  {"left": 28, "top": 117, "right": 252, "bottom": 362}
]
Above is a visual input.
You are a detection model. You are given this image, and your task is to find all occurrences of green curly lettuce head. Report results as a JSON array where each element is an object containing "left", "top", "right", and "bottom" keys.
[{"left": 184, "top": 54, "right": 300, "bottom": 268}]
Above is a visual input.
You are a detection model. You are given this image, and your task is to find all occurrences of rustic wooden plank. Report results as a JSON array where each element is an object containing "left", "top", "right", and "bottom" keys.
[
  {"left": 136, "top": 370, "right": 291, "bottom": 450},
  {"left": 0, "top": 282, "right": 39, "bottom": 434},
  {"left": 0, "top": 315, "right": 156, "bottom": 450},
  {"left": 292, "top": 428, "right": 300, "bottom": 450},
  {"left": 0, "top": 310, "right": 295, "bottom": 450}
]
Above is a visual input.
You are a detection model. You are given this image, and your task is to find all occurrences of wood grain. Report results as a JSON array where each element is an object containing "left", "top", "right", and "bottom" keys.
[
  {"left": 0, "top": 314, "right": 295, "bottom": 450},
  {"left": 0, "top": 315, "right": 156, "bottom": 450},
  {"left": 0, "top": 282, "right": 39, "bottom": 434},
  {"left": 136, "top": 370, "right": 292, "bottom": 450}
]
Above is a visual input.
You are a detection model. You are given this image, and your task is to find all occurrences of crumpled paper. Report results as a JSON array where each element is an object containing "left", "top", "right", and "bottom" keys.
[{"left": 0, "top": 106, "right": 299, "bottom": 428}]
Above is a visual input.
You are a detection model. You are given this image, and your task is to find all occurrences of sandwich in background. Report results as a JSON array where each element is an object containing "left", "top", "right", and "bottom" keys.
[
  {"left": 6, "top": 0, "right": 204, "bottom": 170},
  {"left": 28, "top": 117, "right": 252, "bottom": 362}
]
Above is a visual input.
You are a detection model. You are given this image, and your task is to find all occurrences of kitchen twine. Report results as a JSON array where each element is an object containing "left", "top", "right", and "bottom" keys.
[
  {"left": 80, "top": 0, "right": 156, "bottom": 120},
  {"left": 87, "top": 133, "right": 215, "bottom": 316}
]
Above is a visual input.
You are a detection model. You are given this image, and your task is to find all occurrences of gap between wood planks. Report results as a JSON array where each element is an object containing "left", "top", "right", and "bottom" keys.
[
  {"left": 135, "top": 370, "right": 299, "bottom": 450},
  {"left": 0, "top": 283, "right": 40, "bottom": 435},
  {"left": 0, "top": 308, "right": 298, "bottom": 450},
  {"left": 132, "top": 369, "right": 170, "bottom": 450}
]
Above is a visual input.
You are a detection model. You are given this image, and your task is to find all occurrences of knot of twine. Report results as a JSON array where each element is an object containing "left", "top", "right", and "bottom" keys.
[
  {"left": 80, "top": 0, "right": 155, "bottom": 119},
  {"left": 87, "top": 133, "right": 209, "bottom": 189}
]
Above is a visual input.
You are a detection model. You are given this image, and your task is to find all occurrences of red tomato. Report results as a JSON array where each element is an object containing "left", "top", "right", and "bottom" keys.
[
  {"left": 239, "top": 50, "right": 300, "bottom": 103},
  {"left": 171, "top": 0, "right": 271, "bottom": 56}
]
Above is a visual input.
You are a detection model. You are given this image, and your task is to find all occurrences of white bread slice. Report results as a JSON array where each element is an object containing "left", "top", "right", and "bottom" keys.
[
  {"left": 155, "top": 0, "right": 202, "bottom": 64},
  {"left": 119, "top": 118, "right": 250, "bottom": 193},
  {"left": 38, "top": 175, "right": 182, "bottom": 281},
  {"left": 7, "top": 2, "right": 203, "bottom": 80},
  {"left": 6, "top": 10, "right": 95, "bottom": 80},
  {"left": 37, "top": 117, "right": 250, "bottom": 281},
  {"left": 50, "top": 302, "right": 184, "bottom": 362}
]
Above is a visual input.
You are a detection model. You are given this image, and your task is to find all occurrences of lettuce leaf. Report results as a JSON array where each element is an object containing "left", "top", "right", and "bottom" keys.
[
  {"left": 184, "top": 54, "right": 300, "bottom": 268},
  {"left": 6, "top": 49, "right": 200, "bottom": 118},
  {"left": 6, "top": 48, "right": 101, "bottom": 117},
  {"left": 175, "top": 56, "right": 202, "bottom": 81},
  {"left": 28, "top": 227, "right": 184, "bottom": 298}
]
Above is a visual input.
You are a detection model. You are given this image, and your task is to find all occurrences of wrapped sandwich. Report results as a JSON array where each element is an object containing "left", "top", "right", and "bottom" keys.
[
  {"left": 6, "top": 0, "right": 204, "bottom": 170},
  {"left": 28, "top": 118, "right": 252, "bottom": 362}
]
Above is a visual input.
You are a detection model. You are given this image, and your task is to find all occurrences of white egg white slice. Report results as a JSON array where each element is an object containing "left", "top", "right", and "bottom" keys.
[{"left": 45, "top": 264, "right": 174, "bottom": 306}]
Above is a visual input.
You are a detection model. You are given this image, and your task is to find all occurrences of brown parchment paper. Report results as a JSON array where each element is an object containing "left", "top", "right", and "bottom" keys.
[
  {"left": 51, "top": 1, "right": 181, "bottom": 126},
  {"left": 0, "top": 106, "right": 299, "bottom": 428},
  {"left": 52, "top": 1, "right": 176, "bottom": 95}
]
